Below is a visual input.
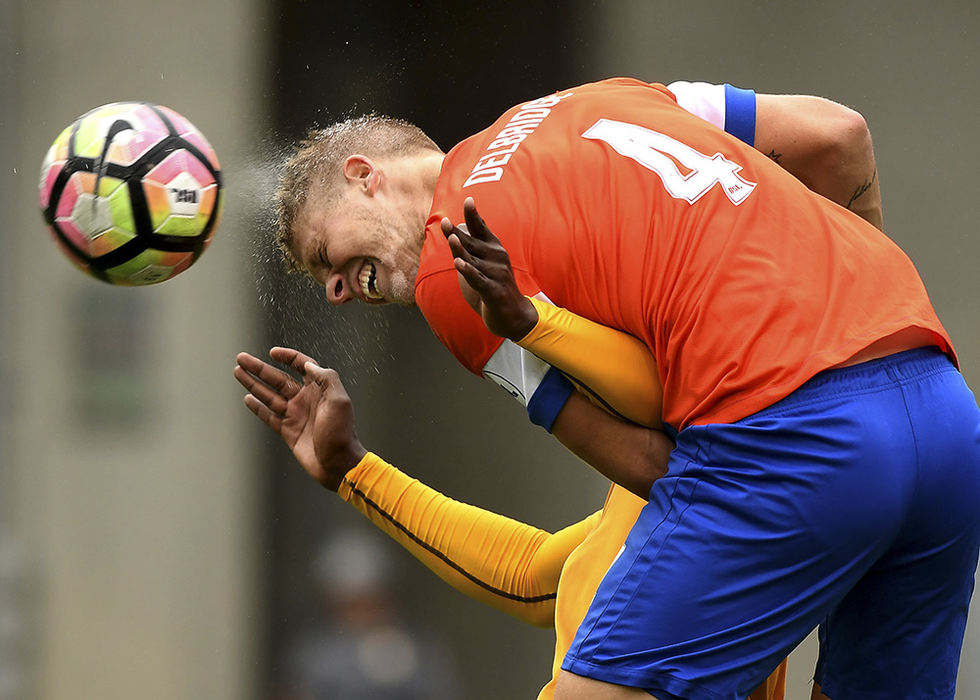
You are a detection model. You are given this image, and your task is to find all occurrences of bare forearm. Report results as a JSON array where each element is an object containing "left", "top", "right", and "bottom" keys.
[
  {"left": 841, "top": 159, "right": 882, "bottom": 230},
  {"left": 755, "top": 94, "right": 883, "bottom": 229},
  {"left": 551, "top": 392, "right": 672, "bottom": 499}
]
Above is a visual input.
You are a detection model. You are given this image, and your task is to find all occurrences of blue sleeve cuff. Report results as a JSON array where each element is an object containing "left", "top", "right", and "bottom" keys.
[
  {"left": 527, "top": 367, "right": 575, "bottom": 432},
  {"left": 723, "top": 84, "right": 756, "bottom": 147}
]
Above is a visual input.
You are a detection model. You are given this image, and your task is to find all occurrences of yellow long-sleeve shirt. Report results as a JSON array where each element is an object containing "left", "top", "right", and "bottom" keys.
[
  {"left": 340, "top": 455, "right": 784, "bottom": 700},
  {"left": 338, "top": 298, "right": 785, "bottom": 700}
]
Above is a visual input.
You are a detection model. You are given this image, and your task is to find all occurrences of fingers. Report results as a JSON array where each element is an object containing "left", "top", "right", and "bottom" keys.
[
  {"left": 235, "top": 349, "right": 316, "bottom": 426},
  {"left": 236, "top": 349, "right": 300, "bottom": 392},
  {"left": 439, "top": 201, "right": 521, "bottom": 309},
  {"left": 303, "top": 360, "right": 328, "bottom": 381},
  {"left": 270, "top": 346, "right": 318, "bottom": 375},
  {"left": 449, "top": 235, "right": 509, "bottom": 298},
  {"left": 438, "top": 221, "right": 492, "bottom": 288},
  {"left": 442, "top": 218, "right": 508, "bottom": 274},
  {"left": 444, "top": 225, "right": 482, "bottom": 274},
  {"left": 242, "top": 393, "right": 283, "bottom": 432},
  {"left": 453, "top": 250, "right": 495, "bottom": 296},
  {"left": 462, "top": 196, "right": 495, "bottom": 242},
  {"left": 235, "top": 352, "right": 298, "bottom": 424},
  {"left": 441, "top": 220, "right": 477, "bottom": 275},
  {"left": 302, "top": 362, "right": 349, "bottom": 400},
  {"left": 234, "top": 364, "right": 290, "bottom": 416},
  {"left": 441, "top": 196, "right": 502, "bottom": 254}
]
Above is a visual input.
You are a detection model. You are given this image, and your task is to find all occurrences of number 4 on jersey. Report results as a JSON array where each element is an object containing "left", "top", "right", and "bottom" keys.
[{"left": 583, "top": 119, "right": 757, "bottom": 205}]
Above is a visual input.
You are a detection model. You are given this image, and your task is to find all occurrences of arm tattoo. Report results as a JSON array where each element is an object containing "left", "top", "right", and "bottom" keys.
[
  {"left": 846, "top": 169, "right": 877, "bottom": 210},
  {"left": 766, "top": 149, "right": 782, "bottom": 164}
]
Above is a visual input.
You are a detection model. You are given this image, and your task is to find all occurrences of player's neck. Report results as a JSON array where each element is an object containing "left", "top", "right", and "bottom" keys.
[{"left": 416, "top": 151, "right": 445, "bottom": 196}]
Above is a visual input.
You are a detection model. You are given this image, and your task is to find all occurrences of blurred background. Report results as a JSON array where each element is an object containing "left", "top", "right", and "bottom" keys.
[{"left": 2, "top": 0, "right": 978, "bottom": 698}]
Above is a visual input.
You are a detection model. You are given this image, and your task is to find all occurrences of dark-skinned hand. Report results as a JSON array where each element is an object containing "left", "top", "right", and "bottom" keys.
[
  {"left": 234, "top": 347, "right": 366, "bottom": 491},
  {"left": 441, "top": 197, "right": 539, "bottom": 341}
]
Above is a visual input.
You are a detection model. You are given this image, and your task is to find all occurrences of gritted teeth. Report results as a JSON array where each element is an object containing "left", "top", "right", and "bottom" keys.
[{"left": 359, "top": 261, "right": 382, "bottom": 299}]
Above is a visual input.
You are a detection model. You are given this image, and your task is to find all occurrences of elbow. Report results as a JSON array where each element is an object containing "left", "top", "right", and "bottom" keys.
[
  {"left": 527, "top": 610, "right": 556, "bottom": 629},
  {"left": 818, "top": 100, "right": 875, "bottom": 169},
  {"left": 507, "top": 602, "right": 555, "bottom": 629}
]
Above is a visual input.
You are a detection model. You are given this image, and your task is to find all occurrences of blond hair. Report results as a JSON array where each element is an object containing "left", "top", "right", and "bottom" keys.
[{"left": 275, "top": 115, "right": 441, "bottom": 271}]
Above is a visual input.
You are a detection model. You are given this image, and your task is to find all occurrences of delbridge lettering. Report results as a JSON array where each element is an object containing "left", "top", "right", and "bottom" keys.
[{"left": 463, "top": 92, "right": 574, "bottom": 188}]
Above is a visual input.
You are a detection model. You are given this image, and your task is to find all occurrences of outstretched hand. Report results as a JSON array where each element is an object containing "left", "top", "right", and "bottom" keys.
[
  {"left": 234, "top": 347, "right": 366, "bottom": 491},
  {"left": 441, "top": 197, "right": 539, "bottom": 341}
]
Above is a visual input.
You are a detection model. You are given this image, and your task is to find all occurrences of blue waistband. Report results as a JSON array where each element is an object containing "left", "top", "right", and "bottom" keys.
[{"left": 761, "top": 346, "right": 954, "bottom": 413}]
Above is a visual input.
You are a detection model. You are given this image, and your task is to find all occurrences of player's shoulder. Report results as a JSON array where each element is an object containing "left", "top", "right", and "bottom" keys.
[
  {"left": 416, "top": 219, "right": 456, "bottom": 296},
  {"left": 539, "top": 77, "right": 677, "bottom": 112},
  {"left": 414, "top": 265, "right": 503, "bottom": 376}
]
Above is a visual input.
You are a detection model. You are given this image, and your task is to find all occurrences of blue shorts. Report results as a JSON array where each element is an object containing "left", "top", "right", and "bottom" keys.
[{"left": 563, "top": 348, "right": 980, "bottom": 700}]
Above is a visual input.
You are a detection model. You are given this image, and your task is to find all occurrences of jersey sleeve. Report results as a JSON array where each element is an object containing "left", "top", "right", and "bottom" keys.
[
  {"left": 338, "top": 452, "right": 599, "bottom": 628},
  {"left": 416, "top": 267, "right": 505, "bottom": 376},
  {"left": 666, "top": 81, "right": 757, "bottom": 145}
]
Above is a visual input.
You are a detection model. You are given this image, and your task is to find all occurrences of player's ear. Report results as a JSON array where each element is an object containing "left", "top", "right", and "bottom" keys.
[{"left": 342, "top": 155, "right": 379, "bottom": 195}]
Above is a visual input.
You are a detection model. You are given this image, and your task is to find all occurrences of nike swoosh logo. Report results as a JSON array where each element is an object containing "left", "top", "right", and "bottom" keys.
[{"left": 91, "top": 118, "right": 134, "bottom": 217}]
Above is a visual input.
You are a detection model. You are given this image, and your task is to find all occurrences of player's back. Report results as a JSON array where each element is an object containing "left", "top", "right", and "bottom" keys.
[{"left": 437, "top": 78, "right": 951, "bottom": 429}]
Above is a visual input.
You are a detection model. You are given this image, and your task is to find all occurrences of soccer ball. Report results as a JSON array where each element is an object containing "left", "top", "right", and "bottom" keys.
[{"left": 38, "top": 102, "right": 223, "bottom": 285}]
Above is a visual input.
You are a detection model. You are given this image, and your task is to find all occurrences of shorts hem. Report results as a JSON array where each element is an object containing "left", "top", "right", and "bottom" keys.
[
  {"left": 562, "top": 657, "right": 728, "bottom": 700},
  {"left": 817, "top": 672, "right": 956, "bottom": 700}
]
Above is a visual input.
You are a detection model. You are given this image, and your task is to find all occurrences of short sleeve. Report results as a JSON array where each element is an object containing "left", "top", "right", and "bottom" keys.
[{"left": 666, "top": 81, "right": 756, "bottom": 145}]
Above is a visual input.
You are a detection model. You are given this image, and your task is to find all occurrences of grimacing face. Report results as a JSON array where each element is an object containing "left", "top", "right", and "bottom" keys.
[{"left": 292, "top": 191, "right": 424, "bottom": 307}]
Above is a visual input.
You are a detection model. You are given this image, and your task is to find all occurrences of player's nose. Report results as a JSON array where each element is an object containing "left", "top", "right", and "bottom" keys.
[{"left": 325, "top": 272, "right": 353, "bottom": 305}]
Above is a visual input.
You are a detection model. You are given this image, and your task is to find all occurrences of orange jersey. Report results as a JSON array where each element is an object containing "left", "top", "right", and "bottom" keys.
[{"left": 416, "top": 78, "right": 953, "bottom": 429}]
